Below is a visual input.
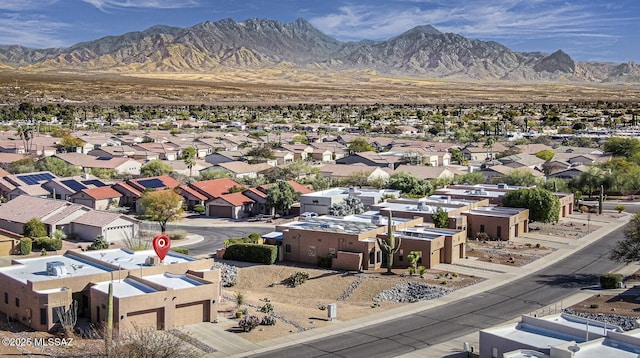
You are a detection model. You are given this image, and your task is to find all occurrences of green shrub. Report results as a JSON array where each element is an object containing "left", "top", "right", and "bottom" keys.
[
  {"left": 23, "top": 218, "right": 47, "bottom": 238},
  {"left": 34, "top": 237, "right": 62, "bottom": 251},
  {"left": 19, "top": 238, "right": 32, "bottom": 255},
  {"left": 418, "top": 266, "right": 427, "bottom": 278},
  {"left": 168, "top": 230, "right": 188, "bottom": 241},
  {"left": 317, "top": 256, "right": 332, "bottom": 269},
  {"left": 285, "top": 271, "right": 309, "bottom": 287},
  {"left": 193, "top": 204, "right": 205, "bottom": 214},
  {"left": 239, "top": 315, "right": 260, "bottom": 332},
  {"left": 224, "top": 234, "right": 261, "bottom": 247},
  {"left": 259, "top": 302, "right": 274, "bottom": 314},
  {"left": 88, "top": 237, "right": 109, "bottom": 250},
  {"left": 171, "top": 247, "right": 189, "bottom": 255},
  {"left": 223, "top": 244, "right": 277, "bottom": 264},
  {"left": 600, "top": 273, "right": 623, "bottom": 289},
  {"left": 260, "top": 315, "right": 276, "bottom": 326}
]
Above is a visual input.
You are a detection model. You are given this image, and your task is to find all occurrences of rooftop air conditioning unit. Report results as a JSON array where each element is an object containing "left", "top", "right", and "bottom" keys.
[
  {"left": 371, "top": 215, "right": 382, "bottom": 225},
  {"left": 497, "top": 183, "right": 508, "bottom": 189},
  {"left": 46, "top": 261, "right": 68, "bottom": 277},
  {"left": 145, "top": 256, "right": 161, "bottom": 266}
]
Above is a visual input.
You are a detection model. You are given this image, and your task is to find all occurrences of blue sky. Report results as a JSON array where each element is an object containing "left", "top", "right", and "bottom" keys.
[{"left": 0, "top": 0, "right": 638, "bottom": 63}]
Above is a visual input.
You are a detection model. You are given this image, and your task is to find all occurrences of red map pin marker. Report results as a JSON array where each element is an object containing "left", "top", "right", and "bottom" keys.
[{"left": 152, "top": 234, "right": 171, "bottom": 261}]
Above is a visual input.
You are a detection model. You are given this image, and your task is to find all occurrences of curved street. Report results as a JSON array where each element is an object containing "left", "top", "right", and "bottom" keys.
[{"left": 248, "top": 213, "right": 632, "bottom": 358}]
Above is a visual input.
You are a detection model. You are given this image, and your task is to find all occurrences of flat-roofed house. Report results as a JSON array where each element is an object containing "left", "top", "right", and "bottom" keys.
[
  {"left": 463, "top": 206, "right": 529, "bottom": 241},
  {"left": 0, "top": 249, "right": 221, "bottom": 333}
]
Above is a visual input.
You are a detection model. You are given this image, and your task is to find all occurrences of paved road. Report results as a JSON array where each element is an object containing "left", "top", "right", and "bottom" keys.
[
  {"left": 251, "top": 224, "right": 627, "bottom": 358},
  {"left": 141, "top": 221, "right": 273, "bottom": 257}
]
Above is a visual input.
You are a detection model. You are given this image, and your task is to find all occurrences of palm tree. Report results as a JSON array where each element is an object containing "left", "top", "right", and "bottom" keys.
[{"left": 16, "top": 125, "right": 34, "bottom": 155}]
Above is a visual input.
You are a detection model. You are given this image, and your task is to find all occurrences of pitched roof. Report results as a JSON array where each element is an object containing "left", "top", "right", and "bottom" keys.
[
  {"left": 127, "top": 175, "right": 181, "bottom": 192},
  {"left": 113, "top": 181, "right": 142, "bottom": 197},
  {"left": 189, "top": 178, "right": 244, "bottom": 199},
  {"left": 77, "top": 187, "right": 123, "bottom": 200},
  {"left": 287, "top": 180, "right": 313, "bottom": 194},
  {"left": 394, "top": 165, "right": 457, "bottom": 180},
  {"left": 72, "top": 211, "right": 131, "bottom": 227},
  {"left": 217, "top": 192, "right": 255, "bottom": 207},
  {"left": 216, "top": 161, "right": 272, "bottom": 174},
  {"left": 179, "top": 184, "right": 208, "bottom": 201},
  {"left": 0, "top": 196, "right": 81, "bottom": 224},
  {"left": 244, "top": 187, "right": 267, "bottom": 199}
]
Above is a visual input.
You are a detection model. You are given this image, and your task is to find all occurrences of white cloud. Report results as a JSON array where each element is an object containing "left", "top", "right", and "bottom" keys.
[
  {"left": 0, "top": 14, "right": 69, "bottom": 48},
  {"left": 0, "top": 1, "right": 59, "bottom": 11},
  {"left": 82, "top": 0, "right": 199, "bottom": 12},
  {"left": 309, "top": 0, "right": 632, "bottom": 42}
]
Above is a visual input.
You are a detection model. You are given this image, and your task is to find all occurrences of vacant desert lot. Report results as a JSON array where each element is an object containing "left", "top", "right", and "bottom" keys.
[{"left": 2, "top": 70, "right": 639, "bottom": 106}]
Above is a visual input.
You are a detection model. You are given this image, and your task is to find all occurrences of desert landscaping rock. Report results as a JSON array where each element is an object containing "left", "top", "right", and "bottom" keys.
[
  {"left": 213, "top": 262, "right": 238, "bottom": 287},
  {"left": 373, "top": 282, "right": 452, "bottom": 303},
  {"left": 563, "top": 308, "right": 640, "bottom": 331},
  {"left": 338, "top": 275, "right": 365, "bottom": 301}
]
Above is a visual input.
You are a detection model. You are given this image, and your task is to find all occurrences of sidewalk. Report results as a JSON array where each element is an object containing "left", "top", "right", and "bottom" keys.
[{"left": 192, "top": 214, "right": 635, "bottom": 357}]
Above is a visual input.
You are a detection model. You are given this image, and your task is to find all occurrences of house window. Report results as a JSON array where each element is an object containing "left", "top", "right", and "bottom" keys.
[
  {"left": 15, "top": 297, "right": 19, "bottom": 307},
  {"left": 376, "top": 251, "right": 382, "bottom": 263},
  {"left": 480, "top": 224, "right": 485, "bottom": 233},
  {"left": 308, "top": 246, "right": 316, "bottom": 257},
  {"left": 285, "top": 244, "right": 291, "bottom": 253},
  {"left": 369, "top": 251, "right": 375, "bottom": 265},
  {"left": 40, "top": 308, "right": 47, "bottom": 325},
  {"left": 328, "top": 248, "right": 336, "bottom": 257},
  {"left": 4, "top": 292, "right": 7, "bottom": 304},
  {"left": 492, "top": 347, "right": 498, "bottom": 358},
  {"left": 497, "top": 226, "right": 502, "bottom": 239}
]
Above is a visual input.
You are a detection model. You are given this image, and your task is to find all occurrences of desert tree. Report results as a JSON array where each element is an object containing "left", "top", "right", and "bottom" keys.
[
  {"left": 503, "top": 187, "right": 560, "bottom": 223},
  {"left": 431, "top": 206, "right": 449, "bottom": 228},
  {"left": 611, "top": 213, "right": 640, "bottom": 264},
  {"left": 140, "top": 189, "right": 184, "bottom": 233},
  {"left": 140, "top": 159, "right": 174, "bottom": 177},
  {"left": 266, "top": 180, "right": 296, "bottom": 216},
  {"left": 182, "top": 146, "right": 197, "bottom": 177}
]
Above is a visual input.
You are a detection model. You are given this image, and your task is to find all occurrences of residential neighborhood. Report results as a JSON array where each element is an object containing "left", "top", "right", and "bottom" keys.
[{"left": 0, "top": 101, "right": 638, "bottom": 357}]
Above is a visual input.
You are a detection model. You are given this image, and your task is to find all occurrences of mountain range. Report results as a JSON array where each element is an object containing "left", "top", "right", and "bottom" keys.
[{"left": 0, "top": 17, "right": 638, "bottom": 83}]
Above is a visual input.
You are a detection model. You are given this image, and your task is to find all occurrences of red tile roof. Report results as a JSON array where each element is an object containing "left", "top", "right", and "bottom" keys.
[
  {"left": 189, "top": 178, "right": 244, "bottom": 199},
  {"left": 113, "top": 182, "right": 142, "bottom": 197},
  {"left": 258, "top": 180, "right": 313, "bottom": 195},
  {"left": 179, "top": 185, "right": 208, "bottom": 201},
  {"left": 218, "top": 192, "right": 254, "bottom": 207},
  {"left": 287, "top": 180, "right": 313, "bottom": 194},
  {"left": 244, "top": 187, "right": 267, "bottom": 199},
  {"left": 80, "top": 187, "right": 123, "bottom": 200}
]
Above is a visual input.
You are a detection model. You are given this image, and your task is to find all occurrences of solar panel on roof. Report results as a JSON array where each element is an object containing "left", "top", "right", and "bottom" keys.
[
  {"left": 81, "top": 179, "right": 106, "bottom": 187},
  {"left": 137, "top": 178, "right": 165, "bottom": 189},
  {"left": 61, "top": 179, "right": 87, "bottom": 192},
  {"left": 17, "top": 172, "right": 55, "bottom": 185}
]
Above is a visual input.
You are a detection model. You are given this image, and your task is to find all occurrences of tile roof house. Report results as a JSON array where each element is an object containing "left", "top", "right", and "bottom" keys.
[
  {"left": 393, "top": 165, "right": 460, "bottom": 180},
  {"left": 318, "top": 163, "right": 391, "bottom": 183},
  {"left": 212, "top": 161, "right": 273, "bottom": 179},
  {"left": 206, "top": 192, "right": 255, "bottom": 219},
  {"left": 188, "top": 178, "right": 245, "bottom": 200},
  {"left": 113, "top": 175, "right": 181, "bottom": 212},
  {"left": 69, "top": 186, "right": 124, "bottom": 210},
  {"left": 42, "top": 175, "right": 108, "bottom": 200},
  {"left": 336, "top": 151, "right": 404, "bottom": 169},
  {"left": 54, "top": 153, "right": 142, "bottom": 175},
  {"left": 0, "top": 196, "right": 137, "bottom": 242},
  {"left": 178, "top": 184, "right": 208, "bottom": 210}
]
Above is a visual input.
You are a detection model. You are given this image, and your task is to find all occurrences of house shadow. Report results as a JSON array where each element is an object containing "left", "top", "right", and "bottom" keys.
[{"left": 534, "top": 273, "right": 601, "bottom": 288}]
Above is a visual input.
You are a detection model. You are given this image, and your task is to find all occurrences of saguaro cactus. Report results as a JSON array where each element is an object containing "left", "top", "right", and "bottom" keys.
[
  {"left": 377, "top": 211, "right": 401, "bottom": 273},
  {"left": 106, "top": 282, "right": 113, "bottom": 354}
]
